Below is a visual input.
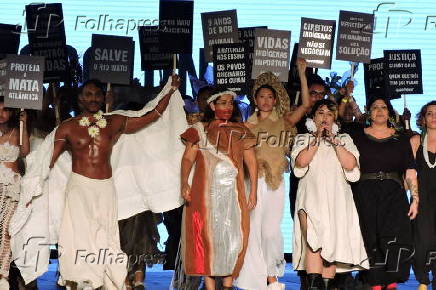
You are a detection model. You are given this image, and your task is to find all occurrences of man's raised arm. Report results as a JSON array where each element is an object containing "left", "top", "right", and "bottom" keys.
[{"left": 123, "top": 74, "right": 181, "bottom": 134}]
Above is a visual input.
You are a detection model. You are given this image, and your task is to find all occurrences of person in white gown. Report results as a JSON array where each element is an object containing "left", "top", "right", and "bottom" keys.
[{"left": 291, "top": 99, "right": 369, "bottom": 289}]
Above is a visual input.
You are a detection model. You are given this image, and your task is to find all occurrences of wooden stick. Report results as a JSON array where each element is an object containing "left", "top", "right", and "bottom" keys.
[
  {"left": 403, "top": 94, "right": 410, "bottom": 130},
  {"left": 53, "top": 84, "right": 60, "bottom": 125},
  {"left": 350, "top": 63, "right": 355, "bottom": 81},
  {"left": 106, "top": 82, "right": 111, "bottom": 113},
  {"left": 19, "top": 108, "right": 24, "bottom": 146},
  {"left": 173, "top": 54, "right": 177, "bottom": 74},
  {"left": 294, "top": 91, "right": 300, "bottom": 106}
]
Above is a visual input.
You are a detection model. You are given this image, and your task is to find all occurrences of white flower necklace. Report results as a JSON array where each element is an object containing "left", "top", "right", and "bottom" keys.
[
  {"left": 78, "top": 111, "right": 107, "bottom": 138},
  {"left": 305, "top": 118, "right": 339, "bottom": 135},
  {"left": 423, "top": 134, "right": 436, "bottom": 168}
]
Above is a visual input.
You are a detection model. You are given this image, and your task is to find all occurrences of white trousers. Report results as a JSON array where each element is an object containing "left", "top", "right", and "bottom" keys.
[
  {"left": 58, "top": 173, "right": 127, "bottom": 290},
  {"left": 235, "top": 178, "right": 286, "bottom": 290}
]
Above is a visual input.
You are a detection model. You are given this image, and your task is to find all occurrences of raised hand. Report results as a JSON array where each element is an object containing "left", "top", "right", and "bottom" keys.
[
  {"left": 171, "top": 74, "right": 182, "bottom": 90},
  {"left": 19, "top": 110, "right": 27, "bottom": 124},
  {"left": 296, "top": 57, "right": 307, "bottom": 74}
]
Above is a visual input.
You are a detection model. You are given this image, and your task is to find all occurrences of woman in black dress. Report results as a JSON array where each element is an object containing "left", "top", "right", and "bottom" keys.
[
  {"left": 350, "top": 98, "right": 419, "bottom": 290},
  {"left": 410, "top": 101, "right": 436, "bottom": 290}
]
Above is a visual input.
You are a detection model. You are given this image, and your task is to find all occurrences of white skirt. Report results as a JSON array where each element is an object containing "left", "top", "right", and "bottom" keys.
[{"left": 58, "top": 173, "right": 127, "bottom": 289}]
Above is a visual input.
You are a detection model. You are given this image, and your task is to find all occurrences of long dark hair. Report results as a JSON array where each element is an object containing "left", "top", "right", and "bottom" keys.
[
  {"left": 366, "top": 97, "right": 396, "bottom": 127},
  {"left": 0, "top": 96, "right": 19, "bottom": 128},
  {"left": 416, "top": 100, "right": 436, "bottom": 131},
  {"left": 202, "top": 95, "right": 241, "bottom": 123}
]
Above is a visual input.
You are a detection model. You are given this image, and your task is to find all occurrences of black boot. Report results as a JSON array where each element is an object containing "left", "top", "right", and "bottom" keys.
[
  {"left": 323, "top": 278, "right": 336, "bottom": 290},
  {"left": 307, "top": 273, "right": 325, "bottom": 290},
  {"left": 299, "top": 271, "right": 308, "bottom": 290}
]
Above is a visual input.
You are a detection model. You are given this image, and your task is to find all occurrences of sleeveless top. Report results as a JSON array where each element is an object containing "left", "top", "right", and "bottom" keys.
[
  {"left": 247, "top": 110, "right": 297, "bottom": 190},
  {"left": 416, "top": 145, "right": 436, "bottom": 204},
  {"left": 0, "top": 129, "right": 21, "bottom": 201},
  {"left": 0, "top": 129, "right": 20, "bottom": 162}
]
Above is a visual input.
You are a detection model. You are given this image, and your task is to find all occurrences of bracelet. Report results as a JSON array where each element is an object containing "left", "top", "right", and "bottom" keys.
[{"left": 154, "top": 108, "right": 162, "bottom": 117}]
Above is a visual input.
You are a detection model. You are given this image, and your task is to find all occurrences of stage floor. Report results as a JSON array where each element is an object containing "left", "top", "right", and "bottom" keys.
[{"left": 37, "top": 260, "right": 423, "bottom": 289}]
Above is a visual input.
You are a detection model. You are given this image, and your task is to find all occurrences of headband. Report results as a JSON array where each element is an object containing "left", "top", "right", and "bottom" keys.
[{"left": 206, "top": 90, "right": 237, "bottom": 104}]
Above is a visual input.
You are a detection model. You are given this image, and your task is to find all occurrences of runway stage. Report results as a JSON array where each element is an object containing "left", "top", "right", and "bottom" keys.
[{"left": 37, "top": 260, "right": 422, "bottom": 290}]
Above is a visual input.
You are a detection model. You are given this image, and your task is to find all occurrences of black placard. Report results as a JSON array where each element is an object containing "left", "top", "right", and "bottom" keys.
[
  {"left": 384, "top": 49, "right": 423, "bottom": 95},
  {"left": 3, "top": 54, "right": 45, "bottom": 110},
  {"left": 251, "top": 28, "right": 291, "bottom": 82},
  {"left": 139, "top": 26, "right": 172, "bottom": 71},
  {"left": 213, "top": 43, "right": 248, "bottom": 95},
  {"left": 0, "top": 24, "right": 21, "bottom": 55},
  {"left": 238, "top": 26, "right": 267, "bottom": 75},
  {"left": 25, "top": 3, "right": 68, "bottom": 82},
  {"left": 298, "top": 18, "right": 335, "bottom": 69},
  {"left": 0, "top": 59, "right": 7, "bottom": 97},
  {"left": 89, "top": 34, "right": 134, "bottom": 85},
  {"left": 201, "top": 10, "right": 239, "bottom": 63},
  {"left": 336, "top": 10, "right": 374, "bottom": 63},
  {"left": 159, "top": 0, "right": 193, "bottom": 54},
  {"left": 364, "top": 58, "right": 386, "bottom": 99}
]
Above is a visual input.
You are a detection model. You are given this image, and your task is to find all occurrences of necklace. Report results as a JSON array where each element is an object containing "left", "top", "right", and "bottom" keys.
[
  {"left": 423, "top": 134, "right": 436, "bottom": 168},
  {"left": 78, "top": 111, "right": 107, "bottom": 138}
]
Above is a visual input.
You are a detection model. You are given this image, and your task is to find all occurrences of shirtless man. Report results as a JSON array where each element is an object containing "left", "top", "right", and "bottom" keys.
[{"left": 50, "top": 75, "right": 181, "bottom": 289}]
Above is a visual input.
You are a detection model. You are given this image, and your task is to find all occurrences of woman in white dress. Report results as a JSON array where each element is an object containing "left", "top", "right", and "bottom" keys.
[{"left": 291, "top": 99, "right": 368, "bottom": 289}]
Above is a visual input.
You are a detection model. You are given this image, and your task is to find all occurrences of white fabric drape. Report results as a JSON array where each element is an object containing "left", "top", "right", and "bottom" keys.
[{"left": 9, "top": 78, "right": 187, "bottom": 284}]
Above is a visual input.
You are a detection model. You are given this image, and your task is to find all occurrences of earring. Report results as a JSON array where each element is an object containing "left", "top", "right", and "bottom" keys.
[
  {"left": 388, "top": 117, "right": 396, "bottom": 128},
  {"left": 365, "top": 116, "right": 371, "bottom": 127}
]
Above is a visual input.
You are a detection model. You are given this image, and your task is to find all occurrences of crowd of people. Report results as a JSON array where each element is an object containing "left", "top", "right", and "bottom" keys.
[{"left": 0, "top": 58, "right": 434, "bottom": 290}]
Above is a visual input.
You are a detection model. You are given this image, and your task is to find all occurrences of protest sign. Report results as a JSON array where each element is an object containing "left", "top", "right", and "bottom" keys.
[
  {"left": 89, "top": 34, "right": 134, "bottom": 85},
  {"left": 201, "top": 10, "right": 239, "bottom": 63},
  {"left": 336, "top": 10, "right": 374, "bottom": 63},
  {"left": 252, "top": 28, "right": 291, "bottom": 82},
  {"left": 238, "top": 26, "right": 267, "bottom": 74},
  {"left": 0, "top": 24, "right": 21, "bottom": 55},
  {"left": 298, "top": 18, "right": 335, "bottom": 69},
  {"left": 384, "top": 49, "right": 423, "bottom": 95},
  {"left": 213, "top": 43, "right": 248, "bottom": 94},
  {"left": 139, "top": 26, "right": 173, "bottom": 71},
  {"left": 3, "top": 54, "right": 45, "bottom": 110},
  {"left": 159, "top": 0, "right": 193, "bottom": 54},
  {"left": 26, "top": 3, "right": 68, "bottom": 82}
]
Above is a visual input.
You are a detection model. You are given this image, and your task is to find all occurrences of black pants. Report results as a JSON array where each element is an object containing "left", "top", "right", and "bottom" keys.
[
  {"left": 118, "top": 211, "right": 160, "bottom": 277},
  {"left": 353, "top": 180, "right": 413, "bottom": 286},
  {"left": 163, "top": 206, "right": 184, "bottom": 270}
]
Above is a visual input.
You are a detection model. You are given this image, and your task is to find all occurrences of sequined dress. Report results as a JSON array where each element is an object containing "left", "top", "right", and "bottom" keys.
[{"left": 179, "top": 121, "right": 256, "bottom": 277}]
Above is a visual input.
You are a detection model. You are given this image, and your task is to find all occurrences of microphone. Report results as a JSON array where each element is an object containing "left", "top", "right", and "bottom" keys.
[
  {"left": 322, "top": 128, "right": 328, "bottom": 138},
  {"left": 321, "top": 122, "right": 328, "bottom": 138}
]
